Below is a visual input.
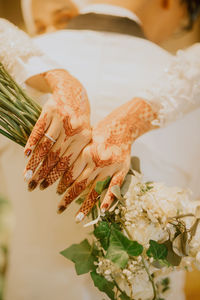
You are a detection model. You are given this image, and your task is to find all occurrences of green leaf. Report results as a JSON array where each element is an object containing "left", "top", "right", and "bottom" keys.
[
  {"left": 94, "top": 221, "right": 111, "bottom": 250},
  {"left": 95, "top": 176, "right": 111, "bottom": 195},
  {"left": 106, "top": 227, "right": 143, "bottom": 268},
  {"left": 75, "top": 197, "right": 84, "bottom": 205},
  {"left": 164, "top": 240, "right": 182, "bottom": 266},
  {"left": 120, "top": 292, "right": 131, "bottom": 300},
  {"left": 152, "top": 259, "right": 171, "bottom": 269},
  {"left": 146, "top": 240, "right": 168, "bottom": 260},
  {"left": 90, "top": 271, "right": 115, "bottom": 300},
  {"left": 172, "top": 232, "right": 189, "bottom": 257},
  {"left": 161, "top": 277, "right": 170, "bottom": 287},
  {"left": 131, "top": 156, "right": 141, "bottom": 173},
  {"left": 60, "top": 239, "right": 96, "bottom": 275},
  {"left": 111, "top": 185, "right": 124, "bottom": 201}
]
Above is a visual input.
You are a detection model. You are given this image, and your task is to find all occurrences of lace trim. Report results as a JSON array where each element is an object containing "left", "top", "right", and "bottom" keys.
[
  {"left": 145, "top": 45, "right": 200, "bottom": 127},
  {"left": 0, "top": 19, "right": 42, "bottom": 81}
]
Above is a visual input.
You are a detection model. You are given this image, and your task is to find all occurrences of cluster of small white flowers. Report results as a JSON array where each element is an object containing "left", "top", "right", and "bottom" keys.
[
  {"left": 120, "top": 173, "right": 200, "bottom": 248},
  {"left": 96, "top": 257, "right": 121, "bottom": 282}
]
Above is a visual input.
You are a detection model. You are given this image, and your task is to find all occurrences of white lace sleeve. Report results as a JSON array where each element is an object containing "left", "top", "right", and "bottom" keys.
[
  {"left": 144, "top": 43, "right": 200, "bottom": 127},
  {"left": 0, "top": 19, "right": 58, "bottom": 84}
]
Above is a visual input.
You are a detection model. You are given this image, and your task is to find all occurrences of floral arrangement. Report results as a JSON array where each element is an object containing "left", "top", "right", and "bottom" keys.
[{"left": 61, "top": 166, "right": 200, "bottom": 300}]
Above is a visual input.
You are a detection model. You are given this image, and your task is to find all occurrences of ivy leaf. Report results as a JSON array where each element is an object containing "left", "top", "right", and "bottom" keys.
[
  {"left": 106, "top": 227, "right": 143, "bottom": 268},
  {"left": 146, "top": 240, "right": 168, "bottom": 260},
  {"left": 94, "top": 221, "right": 111, "bottom": 250},
  {"left": 95, "top": 176, "right": 111, "bottom": 195},
  {"left": 120, "top": 292, "right": 131, "bottom": 300},
  {"left": 60, "top": 239, "right": 96, "bottom": 275},
  {"left": 90, "top": 271, "right": 115, "bottom": 300}
]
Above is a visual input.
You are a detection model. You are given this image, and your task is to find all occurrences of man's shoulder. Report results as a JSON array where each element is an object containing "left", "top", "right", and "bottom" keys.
[
  {"left": 33, "top": 29, "right": 172, "bottom": 72},
  {"left": 34, "top": 29, "right": 170, "bottom": 57}
]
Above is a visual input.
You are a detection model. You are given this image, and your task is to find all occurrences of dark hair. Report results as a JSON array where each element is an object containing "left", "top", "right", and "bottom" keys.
[{"left": 182, "top": 0, "right": 200, "bottom": 29}]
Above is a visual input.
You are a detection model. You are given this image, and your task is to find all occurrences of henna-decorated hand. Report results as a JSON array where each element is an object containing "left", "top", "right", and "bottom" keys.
[
  {"left": 24, "top": 69, "right": 92, "bottom": 190},
  {"left": 56, "top": 98, "right": 157, "bottom": 222}
]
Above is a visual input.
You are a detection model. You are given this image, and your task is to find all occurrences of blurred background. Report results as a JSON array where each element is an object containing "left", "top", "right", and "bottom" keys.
[{"left": 0, "top": 0, "right": 199, "bottom": 299}]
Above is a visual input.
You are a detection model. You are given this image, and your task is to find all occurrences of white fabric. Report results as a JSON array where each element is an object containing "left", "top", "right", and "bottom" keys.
[
  {"left": 144, "top": 44, "right": 200, "bottom": 126},
  {"left": 0, "top": 19, "right": 58, "bottom": 84},
  {"left": 80, "top": 4, "right": 141, "bottom": 24},
  {"left": 0, "top": 5, "right": 199, "bottom": 299}
]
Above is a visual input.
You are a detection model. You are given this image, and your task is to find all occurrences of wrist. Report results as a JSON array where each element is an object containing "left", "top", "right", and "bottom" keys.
[{"left": 94, "top": 98, "right": 157, "bottom": 146}]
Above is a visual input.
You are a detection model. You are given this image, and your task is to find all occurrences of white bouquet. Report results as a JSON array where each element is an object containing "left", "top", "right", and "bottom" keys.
[{"left": 61, "top": 165, "right": 200, "bottom": 300}]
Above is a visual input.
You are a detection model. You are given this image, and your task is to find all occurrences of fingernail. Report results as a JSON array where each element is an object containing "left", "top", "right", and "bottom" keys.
[
  {"left": 56, "top": 189, "right": 63, "bottom": 195},
  {"left": 28, "top": 180, "right": 37, "bottom": 191},
  {"left": 57, "top": 206, "right": 66, "bottom": 214},
  {"left": 101, "top": 208, "right": 106, "bottom": 214},
  {"left": 24, "top": 170, "right": 33, "bottom": 182},
  {"left": 56, "top": 186, "right": 66, "bottom": 195},
  {"left": 75, "top": 212, "right": 85, "bottom": 223},
  {"left": 101, "top": 203, "right": 109, "bottom": 213},
  {"left": 25, "top": 149, "right": 32, "bottom": 157},
  {"left": 40, "top": 180, "right": 49, "bottom": 190}
]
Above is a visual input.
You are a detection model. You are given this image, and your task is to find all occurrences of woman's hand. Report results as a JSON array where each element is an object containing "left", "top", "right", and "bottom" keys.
[
  {"left": 56, "top": 98, "right": 157, "bottom": 222},
  {"left": 24, "top": 69, "right": 92, "bottom": 190}
]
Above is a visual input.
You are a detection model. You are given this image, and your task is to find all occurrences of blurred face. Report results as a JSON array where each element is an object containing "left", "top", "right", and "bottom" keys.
[
  {"left": 32, "top": 0, "right": 79, "bottom": 35},
  {"left": 142, "top": 0, "right": 188, "bottom": 44}
]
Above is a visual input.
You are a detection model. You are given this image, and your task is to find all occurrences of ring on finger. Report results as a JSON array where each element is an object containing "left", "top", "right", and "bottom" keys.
[{"left": 44, "top": 133, "right": 56, "bottom": 143}]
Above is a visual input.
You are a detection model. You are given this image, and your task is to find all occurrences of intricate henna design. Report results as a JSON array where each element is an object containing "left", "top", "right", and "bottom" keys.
[
  {"left": 26, "top": 138, "right": 53, "bottom": 176},
  {"left": 58, "top": 98, "right": 157, "bottom": 221},
  {"left": 24, "top": 69, "right": 92, "bottom": 189},
  {"left": 36, "top": 148, "right": 61, "bottom": 181},
  {"left": 63, "top": 115, "right": 82, "bottom": 137},
  {"left": 57, "top": 178, "right": 88, "bottom": 213},
  {"left": 56, "top": 165, "right": 74, "bottom": 195},
  {"left": 76, "top": 188, "right": 99, "bottom": 221},
  {"left": 25, "top": 113, "right": 49, "bottom": 157},
  {"left": 40, "top": 154, "right": 72, "bottom": 190}
]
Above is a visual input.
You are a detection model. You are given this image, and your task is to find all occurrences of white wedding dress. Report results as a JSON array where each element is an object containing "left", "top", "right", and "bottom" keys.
[{"left": 0, "top": 6, "right": 199, "bottom": 300}]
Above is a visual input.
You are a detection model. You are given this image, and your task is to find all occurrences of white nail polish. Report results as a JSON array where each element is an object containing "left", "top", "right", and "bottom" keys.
[
  {"left": 25, "top": 170, "right": 33, "bottom": 182},
  {"left": 101, "top": 208, "right": 106, "bottom": 214},
  {"left": 75, "top": 212, "right": 85, "bottom": 223}
]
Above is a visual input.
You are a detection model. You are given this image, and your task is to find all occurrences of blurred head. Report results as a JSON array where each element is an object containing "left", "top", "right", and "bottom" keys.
[
  {"left": 86, "top": 0, "right": 200, "bottom": 43},
  {"left": 21, "top": 0, "right": 79, "bottom": 35},
  {"left": 133, "top": 0, "right": 200, "bottom": 44}
]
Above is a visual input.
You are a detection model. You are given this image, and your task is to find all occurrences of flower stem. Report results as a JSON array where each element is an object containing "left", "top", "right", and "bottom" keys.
[
  {"left": 0, "top": 63, "right": 41, "bottom": 146},
  {"left": 141, "top": 256, "right": 157, "bottom": 300}
]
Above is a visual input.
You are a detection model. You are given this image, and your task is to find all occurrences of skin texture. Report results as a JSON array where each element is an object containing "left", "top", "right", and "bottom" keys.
[
  {"left": 24, "top": 69, "right": 92, "bottom": 191},
  {"left": 32, "top": 0, "right": 79, "bottom": 35},
  {"left": 56, "top": 98, "right": 157, "bottom": 222},
  {"left": 87, "top": 0, "right": 188, "bottom": 43}
]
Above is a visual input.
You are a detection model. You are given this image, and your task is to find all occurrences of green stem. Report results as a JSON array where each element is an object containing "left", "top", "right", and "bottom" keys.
[
  {"left": 112, "top": 277, "right": 124, "bottom": 295},
  {"left": 141, "top": 256, "right": 157, "bottom": 300},
  {"left": 120, "top": 219, "right": 133, "bottom": 240},
  {"left": 0, "top": 62, "right": 42, "bottom": 146}
]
